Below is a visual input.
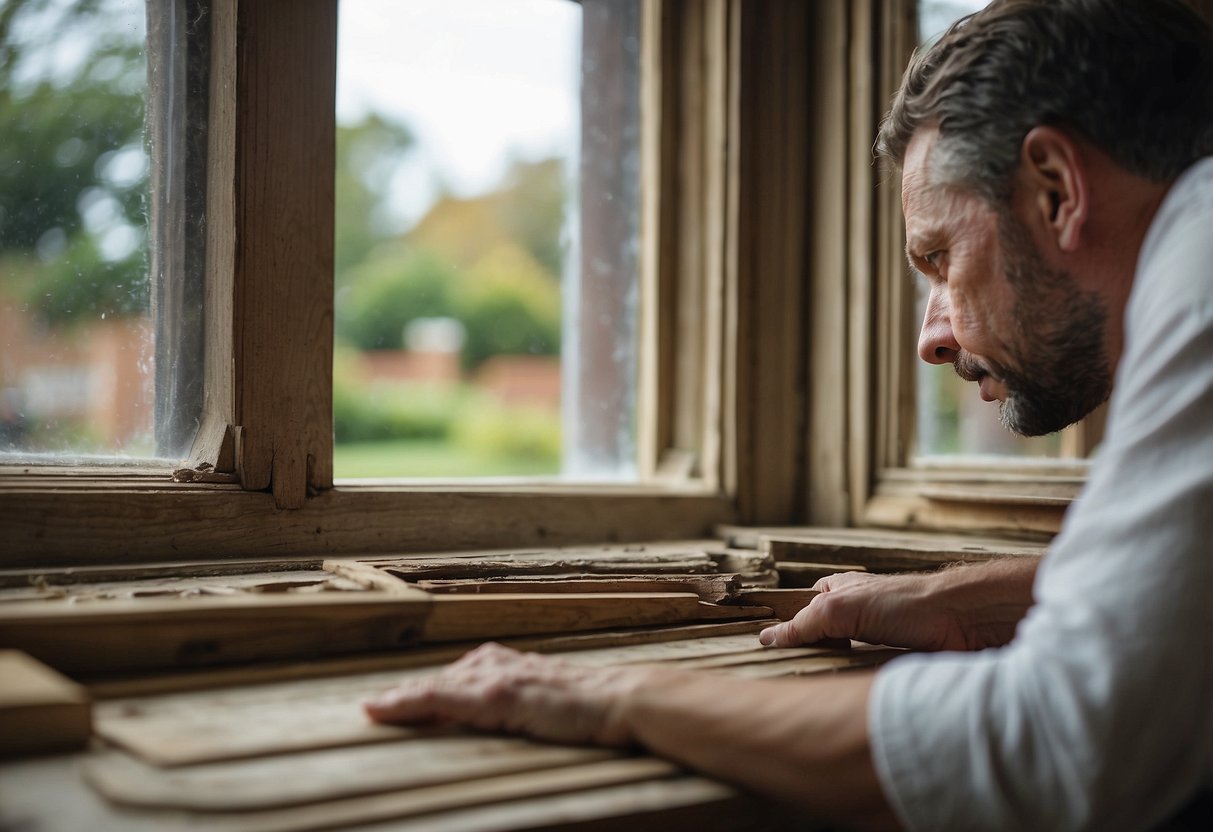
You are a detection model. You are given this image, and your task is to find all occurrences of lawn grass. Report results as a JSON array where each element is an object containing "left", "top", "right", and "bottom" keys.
[{"left": 333, "top": 439, "right": 560, "bottom": 479}]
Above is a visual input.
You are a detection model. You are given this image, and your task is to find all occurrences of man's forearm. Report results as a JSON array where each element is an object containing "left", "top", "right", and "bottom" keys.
[
  {"left": 620, "top": 667, "right": 900, "bottom": 831},
  {"left": 935, "top": 555, "right": 1040, "bottom": 649}
]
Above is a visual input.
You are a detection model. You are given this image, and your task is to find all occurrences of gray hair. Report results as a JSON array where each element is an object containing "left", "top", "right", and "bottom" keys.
[{"left": 877, "top": 0, "right": 1213, "bottom": 203}]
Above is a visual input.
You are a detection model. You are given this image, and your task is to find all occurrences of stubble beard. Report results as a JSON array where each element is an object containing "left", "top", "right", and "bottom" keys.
[{"left": 955, "top": 212, "right": 1113, "bottom": 438}]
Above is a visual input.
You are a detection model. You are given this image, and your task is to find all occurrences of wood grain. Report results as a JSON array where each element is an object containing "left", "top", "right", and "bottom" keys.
[
  {"left": 93, "top": 632, "right": 775, "bottom": 766},
  {"left": 413, "top": 574, "right": 742, "bottom": 603},
  {"left": 0, "top": 488, "right": 735, "bottom": 566},
  {"left": 84, "top": 737, "right": 620, "bottom": 811},
  {"left": 419, "top": 593, "right": 710, "bottom": 642},
  {"left": 0, "top": 651, "right": 92, "bottom": 757},
  {"left": 0, "top": 593, "right": 432, "bottom": 673},
  {"left": 734, "top": 588, "right": 819, "bottom": 620},
  {"left": 231, "top": 0, "right": 335, "bottom": 508},
  {"left": 763, "top": 527, "right": 1046, "bottom": 572},
  {"left": 146, "top": 761, "right": 693, "bottom": 832}
]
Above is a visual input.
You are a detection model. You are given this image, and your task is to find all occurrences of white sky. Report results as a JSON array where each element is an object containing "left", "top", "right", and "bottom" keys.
[{"left": 337, "top": 0, "right": 581, "bottom": 228}]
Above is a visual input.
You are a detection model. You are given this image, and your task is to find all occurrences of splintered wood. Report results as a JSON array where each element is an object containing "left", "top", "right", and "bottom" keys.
[
  {"left": 0, "top": 542, "right": 780, "bottom": 675},
  {"left": 68, "top": 631, "right": 895, "bottom": 830}
]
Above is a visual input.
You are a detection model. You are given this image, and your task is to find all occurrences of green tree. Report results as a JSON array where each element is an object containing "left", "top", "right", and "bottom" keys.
[
  {"left": 0, "top": 0, "right": 148, "bottom": 322},
  {"left": 457, "top": 243, "right": 561, "bottom": 370},
  {"left": 334, "top": 112, "right": 415, "bottom": 284},
  {"left": 336, "top": 244, "right": 457, "bottom": 350}
]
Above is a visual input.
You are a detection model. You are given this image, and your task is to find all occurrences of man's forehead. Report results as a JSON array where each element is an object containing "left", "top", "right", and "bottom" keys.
[{"left": 901, "top": 128, "right": 941, "bottom": 215}]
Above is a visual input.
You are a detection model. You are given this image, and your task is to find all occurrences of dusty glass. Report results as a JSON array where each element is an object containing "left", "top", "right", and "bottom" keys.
[
  {"left": 0, "top": 0, "right": 203, "bottom": 464},
  {"left": 333, "top": 0, "right": 641, "bottom": 481}
]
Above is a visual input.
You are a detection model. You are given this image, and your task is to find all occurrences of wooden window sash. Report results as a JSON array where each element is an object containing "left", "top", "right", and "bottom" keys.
[
  {"left": 835, "top": 0, "right": 1213, "bottom": 536},
  {"left": 1, "top": 0, "right": 768, "bottom": 564}
]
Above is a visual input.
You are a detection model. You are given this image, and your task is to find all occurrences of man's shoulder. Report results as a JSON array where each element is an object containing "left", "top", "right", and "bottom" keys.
[{"left": 1132, "top": 157, "right": 1213, "bottom": 320}]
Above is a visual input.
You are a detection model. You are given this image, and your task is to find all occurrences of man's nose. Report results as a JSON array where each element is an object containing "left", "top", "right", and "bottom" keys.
[{"left": 918, "top": 288, "right": 960, "bottom": 365}]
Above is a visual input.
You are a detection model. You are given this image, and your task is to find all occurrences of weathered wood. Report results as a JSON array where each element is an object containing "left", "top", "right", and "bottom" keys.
[
  {"left": 768, "top": 527, "right": 1050, "bottom": 570},
  {"left": 734, "top": 588, "right": 819, "bottom": 620},
  {"left": 0, "top": 489, "right": 736, "bottom": 566},
  {"left": 672, "top": 644, "right": 853, "bottom": 671},
  {"left": 84, "top": 738, "right": 620, "bottom": 812},
  {"left": 0, "top": 651, "right": 92, "bottom": 757},
  {"left": 323, "top": 560, "right": 418, "bottom": 594},
  {"left": 724, "top": 647, "right": 902, "bottom": 678},
  {"left": 420, "top": 593, "right": 710, "bottom": 642},
  {"left": 775, "top": 562, "right": 868, "bottom": 587},
  {"left": 94, "top": 632, "right": 776, "bottom": 766},
  {"left": 229, "top": 0, "right": 335, "bottom": 507},
  {"left": 0, "top": 593, "right": 432, "bottom": 673},
  {"left": 0, "top": 571, "right": 334, "bottom": 604},
  {"left": 188, "top": 762, "right": 712, "bottom": 832},
  {"left": 0, "top": 559, "right": 325, "bottom": 591},
  {"left": 414, "top": 574, "right": 742, "bottom": 603},
  {"left": 383, "top": 557, "right": 717, "bottom": 580},
  {"left": 85, "top": 620, "right": 772, "bottom": 700}
]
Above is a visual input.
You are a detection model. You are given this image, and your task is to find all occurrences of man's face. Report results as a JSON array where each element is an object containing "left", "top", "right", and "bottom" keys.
[{"left": 903, "top": 131, "right": 1112, "bottom": 436}]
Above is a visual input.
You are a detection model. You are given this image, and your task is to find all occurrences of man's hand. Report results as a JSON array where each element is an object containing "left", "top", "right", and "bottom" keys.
[
  {"left": 364, "top": 642, "right": 650, "bottom": 746},
  {"left": 366, "top": 641, "right": 898, "bottom": 829},
  {"left": 759, "top": 556, "right": 1042, "bottom": 652}
]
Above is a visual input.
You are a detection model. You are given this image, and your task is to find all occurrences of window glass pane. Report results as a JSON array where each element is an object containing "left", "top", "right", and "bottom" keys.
[
  {"left": 0, "top": 0, "right": 200, "bottom": 464},
  {"left": 913, "top": 0, "right": 1072, "bottom": 458},
  {"left": 334, "top": 0, "right": 641, "bottom": 481}
]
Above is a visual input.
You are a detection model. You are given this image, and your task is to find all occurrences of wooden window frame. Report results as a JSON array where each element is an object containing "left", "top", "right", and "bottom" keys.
[
  {"left": 809, "top": 0, "right": 1213, "bottom": 540},
  {"left": 794, "top": 0, "right": 1087, "bottom": 539},
  {"left": 1, "top": 0, "right": 828, "bottom": 566}
]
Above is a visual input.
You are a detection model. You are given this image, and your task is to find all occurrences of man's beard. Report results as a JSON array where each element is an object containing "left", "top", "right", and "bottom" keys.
[{"left": 953, "top": 213, "right": 1112, "bottom": 437}]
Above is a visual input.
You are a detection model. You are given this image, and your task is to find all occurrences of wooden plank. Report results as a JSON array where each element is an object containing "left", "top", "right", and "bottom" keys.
[
  {"left": 762, "top": 527, "right": 1046, "bottom": 571},
  {"left": 735, "top": 588, "right": 818, "bottom": 620},
  {"left": 804, "top": 0, "right": 852, "bottom": 527},
  {"left": 413, "top": 574, "right": 742, "bottom": 603},
  {"left": 0, "top": 651, "right": 92, "bottom": 757},
  {"left": 380, "top": 556, "right": 719, "bottom": 580},
  {"left": 862, "top": 492, "right": 1063, "bottom": 540},
  {"left": 0, "top": 593, "right": 432, "bottom": 673},
  {"left": 94, "top": 632, "right": 775, "bottom": 766},
  {"left": 143, "top": 761, "right": 693, "bottom": 832},
  {"left": 231, "top": 0, "right": 335, "bottom": 507},
  {"left": 173, "top": 767, "right": 769, "bottom": 832},
  {"left": 0, "top": 571, "right": 335, "bottom": 604},
  {"left": 775, "top": 562, "right": 868, "bottom": 587},
  {"left": 195, "top": 0, "right": 236, "bottom": 475},
  {"left": 0, "top": 489, "right": 736, "bottom": 566},
  {"left": 84, "top": 738, "right": 621, "bottom": 812},
  {"left": 420, "top": 593, "right": 711, "bottom": 642},
  {"left": 729, "top": 0, "right": 810, "bottom": 525},
  {"left": 724, "top": 647, "right": 902, "bottom": 678},
  {"left": 85, "top": 621, "right": 772, "bottom": 700},
  {"left": 0, "top": 559, "right": 325, "bottom": 591}
]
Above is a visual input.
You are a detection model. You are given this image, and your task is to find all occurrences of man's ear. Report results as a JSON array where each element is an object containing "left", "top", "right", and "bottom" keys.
[{"left": 1018, "top": 126, "right": 1088, "bottom": 252}]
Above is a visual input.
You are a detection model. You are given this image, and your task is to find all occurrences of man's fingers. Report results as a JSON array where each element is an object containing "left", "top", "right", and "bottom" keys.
[
  {"left": 759, "top": 592, "right": 856, "bottom": 647},
  {"left": 364, "top": 678, "right": 445, "bottom": 724}
]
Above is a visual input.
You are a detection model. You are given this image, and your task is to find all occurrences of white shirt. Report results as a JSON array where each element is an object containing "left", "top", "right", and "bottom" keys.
[{"left": 870, "top": 156, "right": 1213, "bottom": 831}]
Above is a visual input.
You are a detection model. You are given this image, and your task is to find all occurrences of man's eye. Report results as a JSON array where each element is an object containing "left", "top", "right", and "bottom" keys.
[{"left": 924, "top": 251, "right": 942, "bottom": 269}]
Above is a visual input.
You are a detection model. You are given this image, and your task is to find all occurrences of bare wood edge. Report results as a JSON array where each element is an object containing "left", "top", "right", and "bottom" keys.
[
  {"left": 804, "top": 0, "right": 852, "bottom": 527},
  {"left": 0, "top": 489, "right": 735, "bottom": 566},
  {"left": 176, "top": 416, "right": 237, "bottom": 482},
  {"left": 862, "top": 492, "right": 1061, "bottom": 541},
  {"left": 84, "top": 620, "right": 773, "bottom": 699},
  {"left": 637, "top": 0, "right": 676, "bottom": 481},
  {"left": 200, "top": 0, "right": 236, "bottom": 475},
  {"left": 231, "top": 0, "right": 335, "bottom": 509},
  {"left": 322, "top": 560, "right": 424, "bottom": 595},
  {"left": 735, "top": 588, "right": 819, "bottom": 621}
]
